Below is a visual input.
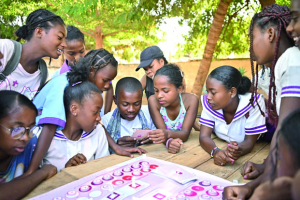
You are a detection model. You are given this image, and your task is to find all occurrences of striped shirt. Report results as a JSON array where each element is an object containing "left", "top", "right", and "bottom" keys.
[
  {"left": 40, "top": 124, "right": 110, "bottom": 172},
  {"left": 275, "top": 47, "right": 300, "bottom": 114},
  {"left": 199, "top": 93, "right": 267, "bottom": 144}
]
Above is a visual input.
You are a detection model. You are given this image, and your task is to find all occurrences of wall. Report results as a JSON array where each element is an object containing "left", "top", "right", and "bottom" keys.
[{"left": 45, "top": 57, "right": 253, "bottom": 94}]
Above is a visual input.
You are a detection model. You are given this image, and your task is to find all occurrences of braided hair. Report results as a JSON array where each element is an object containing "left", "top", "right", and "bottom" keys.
[
  {"left": 66, "top": 25, "right": 84, "bottom": 43},
  {"left": 67, "top": 48, "right": 118, "bottom": 84},
  {"left": 15, "top": 9, "right": 65, "bottom": 42},
  {"left": 249, "top": 4, "right": 293, "bottom": 126},
  {"left": 154, "top": 64, "right": 183, "bottom": 89}
]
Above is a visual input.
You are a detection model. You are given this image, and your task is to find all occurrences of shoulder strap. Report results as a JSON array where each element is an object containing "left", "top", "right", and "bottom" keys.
[
  {"left": 37, "top": 59, "right": 48, "bottom": 91},
  {"left": 0, "top": 40, "right": 22, "bottom": 81}
]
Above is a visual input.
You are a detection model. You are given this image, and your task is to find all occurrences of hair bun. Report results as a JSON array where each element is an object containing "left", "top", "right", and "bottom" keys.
[
  {"left": 15, "top": 25, "right": 29, "bottom": 40},
  {"left": 238, "top": 76, "right": 251, "bottom": 95}
]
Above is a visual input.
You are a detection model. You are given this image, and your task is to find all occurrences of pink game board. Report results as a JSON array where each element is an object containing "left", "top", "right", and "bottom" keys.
[{"left": 30, "top": 155, "right": 234, "bottom": 200}]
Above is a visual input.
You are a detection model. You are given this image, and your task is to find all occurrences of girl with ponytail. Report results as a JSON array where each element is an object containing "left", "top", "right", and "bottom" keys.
[
  {"left": 0, "top": 9, "right": 66, "bottom": 99},
  {"left": 199, "top": 65, "right": 266, "bottom": 166}
]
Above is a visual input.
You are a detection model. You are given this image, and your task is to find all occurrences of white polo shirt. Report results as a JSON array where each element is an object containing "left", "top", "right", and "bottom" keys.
[
  {"left": 40, "top": 124, "right": 110, "bottom": 172},
  {"left": 199, "top": 93, "right": 267, "bottom": 144},
  {"left": 101, "top": 105, "right": 156, "bottom": 138},
  {"left": 275, "top": 46, "right": 300, "bottom": 114}
]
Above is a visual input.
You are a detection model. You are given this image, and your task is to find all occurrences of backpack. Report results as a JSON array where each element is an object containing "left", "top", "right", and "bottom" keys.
[{"left": 0, "top": 39, "right": 48, "bottom": 91}]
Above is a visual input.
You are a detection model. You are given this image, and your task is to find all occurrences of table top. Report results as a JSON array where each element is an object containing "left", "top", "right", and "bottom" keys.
[{"left": 24, "top": 130, "right": 269, "bottom": 199}]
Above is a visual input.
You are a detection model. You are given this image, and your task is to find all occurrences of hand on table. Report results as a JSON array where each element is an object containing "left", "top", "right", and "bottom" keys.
[
  {"left": 227, "top": 141, "right": 242, "bottom": 161},
  {"left": 40, "top": 164, "right": 57, "bottom": 179},
  {"left": 249, "top": 176, "right": 293, "bottom": 200},
  {"left": 65, "top": 153, "right": 87, "bottom": 168},
  {"left": 117, "top": 136, "right": 137, "bottom": 147},
  {"left": 222, "top": 185, "right": 253, "bottom": 200},
  {"left": 148, "top": 129, "right": 168, "bottom": 144},
  {"left": 241, "top": 161, "right": 265, "bottom": 179},
  {"left": 214, "top": 149, "right": 233, "bottom": 166},
  {"left": 114, "top": 145, "right": 147, "bottom": 158},
  {"left": 168, "top": 138, "right": 183, "bottom": 154}
]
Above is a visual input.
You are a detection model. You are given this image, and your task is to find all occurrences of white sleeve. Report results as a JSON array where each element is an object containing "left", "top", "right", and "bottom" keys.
[
  {"left": 244, "top": 94, "right": 267, "bottom": 135},
  {"left": 95, "top": 125, "right": 110, "bottom": 159},
  {"left": 0, "top": 39, "right": 14, "bottom": 72},
  {"left": 279, "top": 48, "right": 300, "bottom": 98},
  {"left": 199, "top": 95, "right": 215, "bottom": 129}
]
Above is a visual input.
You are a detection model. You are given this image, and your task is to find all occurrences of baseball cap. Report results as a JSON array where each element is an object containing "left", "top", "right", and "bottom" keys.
[{"left": 135, "top": 46, "right": 164, "bottom": 71}]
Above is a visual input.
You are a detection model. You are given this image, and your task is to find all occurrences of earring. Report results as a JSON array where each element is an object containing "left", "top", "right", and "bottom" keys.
[{"left": 74, "top": 113, "right": 77, "bottom": 116}]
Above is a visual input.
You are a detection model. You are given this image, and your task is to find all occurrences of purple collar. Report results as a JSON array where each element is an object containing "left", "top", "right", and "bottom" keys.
[{"left": 60, "top": 60, "right": 72, "bottom": 75}]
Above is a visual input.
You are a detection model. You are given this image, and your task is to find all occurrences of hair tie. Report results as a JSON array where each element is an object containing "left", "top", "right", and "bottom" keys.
[
  {"left": 72, "top": 81, "right": 82, "bottom": 86},
  {"left": 179, "top": 70, "right": 184, "bottom": 77}
]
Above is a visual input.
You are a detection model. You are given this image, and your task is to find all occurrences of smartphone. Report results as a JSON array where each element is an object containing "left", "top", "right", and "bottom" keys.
[{"left": 132, "top": 129, "right": 151, "bottom": 140}]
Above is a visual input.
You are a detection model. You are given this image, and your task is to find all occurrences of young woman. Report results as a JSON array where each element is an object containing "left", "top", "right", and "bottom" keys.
[
  {"left": 148, "top": 64, "right": 199, "bottom": 154},
  {"left": 0, "top": 9, "right": 66, "bottom": 100},
  {"left": 0, "top": 91, "right": 56, "bottom": 199},
  {"left": 199, "top": 65, "right": 266, "bottom": 166}
]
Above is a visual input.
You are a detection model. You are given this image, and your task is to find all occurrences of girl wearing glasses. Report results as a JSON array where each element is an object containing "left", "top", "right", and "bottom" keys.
[{"left": 0, "top": 90, "right": 57, "bottom": 199}]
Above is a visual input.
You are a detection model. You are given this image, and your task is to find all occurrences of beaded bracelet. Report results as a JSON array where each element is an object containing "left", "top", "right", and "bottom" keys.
[
  {"left": 210, "top": 146, "right": 221, "bottom": 158},
  {"left": 166, "top": 138, "right": 174, "bottom": 149}
]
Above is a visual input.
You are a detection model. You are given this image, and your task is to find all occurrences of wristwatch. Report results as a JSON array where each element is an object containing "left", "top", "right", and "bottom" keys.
[{"left": 210, "top": 147, "right": 221, "bottom": 158}]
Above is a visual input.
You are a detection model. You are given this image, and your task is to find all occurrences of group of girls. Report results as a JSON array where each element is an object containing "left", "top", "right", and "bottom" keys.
[{"left": 1, "top": 0, "right": 300, "bottom": 199}]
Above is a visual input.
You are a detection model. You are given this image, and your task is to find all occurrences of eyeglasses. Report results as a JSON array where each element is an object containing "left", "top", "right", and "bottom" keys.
[{"left": 0, "top": 124, "right": 41, "bottom": 139}]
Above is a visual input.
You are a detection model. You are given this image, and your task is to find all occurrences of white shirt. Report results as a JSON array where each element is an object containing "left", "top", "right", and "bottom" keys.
[
  {"left": 0, "top": 39, "right": 44, "bottom": 100},
  {"left": 275, "top": 46, "right": 300, "bottom": 114},
  {"left": 40, "top": 124, "right": 110, "bottom": 172},
  {"left": 256, "top": 67, "right": 271, "bottom": 96},
  {"left": 199, "top": 93, "right": 267, "bottom": 144},
  {"left": 101, "top": 105, "right": 156, "bottom": 138}
]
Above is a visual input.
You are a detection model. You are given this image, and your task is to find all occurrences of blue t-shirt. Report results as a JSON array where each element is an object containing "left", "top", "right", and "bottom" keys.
[
  {"left": 0, "top": 136, "right": 37, "bottom": 183},
  {"left": 33, "top": 74, "right": 69, "bottom": 130}
]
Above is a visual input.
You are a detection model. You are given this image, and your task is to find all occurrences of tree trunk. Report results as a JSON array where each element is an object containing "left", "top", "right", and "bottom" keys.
[
  {"left": 259, "top": 0, "right": 275, "bottom": 9},
  {"left": 192, "top": 0, "right": 232, "bottom": 100},
  {"left": 95, "top": 26, "right": 104, "bottom": 48}
]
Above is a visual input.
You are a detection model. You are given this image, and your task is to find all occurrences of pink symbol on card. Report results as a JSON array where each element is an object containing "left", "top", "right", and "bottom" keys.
[
  {"left": 137, "top": 134, "right": 142, "bottom": 137},
  {"left": 129, "top": 183, "right": 141, "bottom": 189},
  {"left": 175, "top": 170, "right": 183, "bottom": 175},
  {"left": 153, "top": 193, "right": 166, "bottom": 199}
]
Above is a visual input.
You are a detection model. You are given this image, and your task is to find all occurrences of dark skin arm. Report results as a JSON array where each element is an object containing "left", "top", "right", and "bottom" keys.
[
  {"left": 148, "top": 93, "right": 199, "bottom": 143},
  {"left": 227, "top": 134, "right": 260, "bottom": 161},
  {"left": 104, "top": 84, "right": 114, "bottom": 114},
  {"left": 0, "top": 164, "right": 57, "bottom": 200},
  {"left": 199, "top": 125, "right": 232, "bottom": 166},
  {"left": 24, "top": 124, "right": 57, "bottom": 175},
  {"left": 223, "top": 97, "right": 300, "bottom": 199},
  {"left": 103, "top": 126, "right": 147, "bottom": 157}
]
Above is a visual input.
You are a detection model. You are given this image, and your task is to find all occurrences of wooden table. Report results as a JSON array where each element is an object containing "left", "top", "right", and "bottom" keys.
[{"left": 24, "top": 130, "right": 269, "bottom": 199}]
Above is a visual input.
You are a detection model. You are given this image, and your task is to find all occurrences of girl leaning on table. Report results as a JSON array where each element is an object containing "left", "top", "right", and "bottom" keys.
[
  {"left": 0, "top": 91, "right": 56, "bottom": 200},
  {"left": 148, "top": 64, "right": 199, "bottom": 154},
  {"left": 39, "top": 65, "right": 146, "bottom": 172},
  {"left": 199, "top": 65, "right": 267, "bottom": 166}
]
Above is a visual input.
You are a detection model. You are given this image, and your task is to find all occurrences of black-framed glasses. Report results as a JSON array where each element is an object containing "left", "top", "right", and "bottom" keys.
[{"left": 0, "top": 124, "right": 41, "bottom": 139}]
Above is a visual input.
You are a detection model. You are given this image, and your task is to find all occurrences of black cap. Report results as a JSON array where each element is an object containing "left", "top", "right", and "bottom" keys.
[{"left": 135, "top": 46, "right": 164, "bottom": 71}]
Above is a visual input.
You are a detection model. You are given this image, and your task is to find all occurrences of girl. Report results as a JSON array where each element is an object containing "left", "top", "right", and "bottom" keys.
[
  {"left": 51, "top": 25, "right": 86, "bottom": 78},
  {"left": 41, "top": 72, "right": 145, "bottom": 172},
  {"left": 199, "top": 65, "right": 266, "bottom": 166},
  {"left": 148, "top": 64, "right": 199, "bottom": 154},
  {"left": 50, "top": 25, "right": 113, "bottom": 116},
  {"left": 229, "top": 109, "right": 300, "bottom": 200},
  {"left": 0, "top": 9, "right": 66, "bottom": 100},
  {"left": 224, "top": 3, "right": 300, "bottom": 199},
  {"left": 0, "top": 90, "right": 56, "bottom": 199},
  {"left": 26, "top": 49, "right": 131, "bottom": 176}
]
